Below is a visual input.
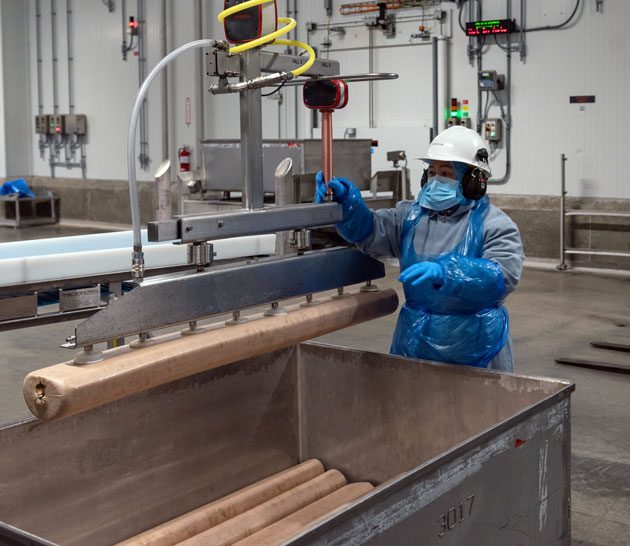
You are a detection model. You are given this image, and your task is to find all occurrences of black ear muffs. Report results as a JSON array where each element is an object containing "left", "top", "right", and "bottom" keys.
[
  {"left": 461, "top": 148, "right": 489, "bottom": 200},
  {"left": 461, "top": 167, "right": 488, "bottom": 200},
  {"left": 420, "top": 169, "right": 428, "bottom": 188}
]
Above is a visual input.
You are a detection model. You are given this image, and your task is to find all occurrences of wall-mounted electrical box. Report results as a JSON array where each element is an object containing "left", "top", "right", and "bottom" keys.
[
  {"left": 64, "top": 114, "right": 87, "bottom": 135},
  {"left": 448, "top": 117, "right": 472, "bottom": 129},
  {"left": 479, "top": 70, "right": 505, "bottom": 91},
  {"left": 484, "top": 119, "right": 502, "bottom": 142},
  {"left": 35, "top": 115, "right": 50, "bottom": 134},
  {"left": 49, "top": 115, "right": 65, "bottom": 135}
]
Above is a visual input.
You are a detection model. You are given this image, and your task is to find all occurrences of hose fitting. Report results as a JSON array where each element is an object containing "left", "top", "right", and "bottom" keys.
[{"left": 210, "top": 71, "right": 293, "bottom": 95}]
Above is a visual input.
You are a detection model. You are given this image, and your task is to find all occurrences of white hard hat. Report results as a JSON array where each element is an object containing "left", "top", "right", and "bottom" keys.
[{"left": 419, "top": 126, "right": 492, "bottom": 176}]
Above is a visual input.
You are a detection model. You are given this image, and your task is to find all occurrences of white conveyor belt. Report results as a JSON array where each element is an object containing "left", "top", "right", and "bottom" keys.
[{"left": 0, "top": 230, "right": 276, "bottom": 287}]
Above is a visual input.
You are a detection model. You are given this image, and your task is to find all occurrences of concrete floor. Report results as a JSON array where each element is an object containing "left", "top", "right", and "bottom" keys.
[{"left": 1, "top": 226, "right": 629, "bottom": 545}]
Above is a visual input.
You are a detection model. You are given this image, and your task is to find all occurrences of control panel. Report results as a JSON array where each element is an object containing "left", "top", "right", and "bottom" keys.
[
  {"left": 64, "top": 114, "right": 87, "bottom": 135},
  {"left": 479, "top": 70, "right": 505, "bottom": 91},
  {"left": 49, "top": 115, "right": 65, "bottom": 135},
  {"left": 35, "top": 115, "right": 50, "bottom": 134},
  {"left": 484, "top": 119, "right": 503, "bottom": 142}
]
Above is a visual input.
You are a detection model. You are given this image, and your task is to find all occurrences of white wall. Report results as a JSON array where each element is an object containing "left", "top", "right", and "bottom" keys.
[
  {"left": 0, "top": 4, "right": 6, "bottom": 178},
  {"left": 9, "top": 0, "right": 630, "bottom": 197},
  {"left": 1, "top": 0, "right": 31, "bottom": 178}
]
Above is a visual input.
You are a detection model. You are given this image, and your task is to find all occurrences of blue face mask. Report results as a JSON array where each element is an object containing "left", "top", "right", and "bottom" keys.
[{"left": 419, "top": 175, "right": 463, "bottom": 211}]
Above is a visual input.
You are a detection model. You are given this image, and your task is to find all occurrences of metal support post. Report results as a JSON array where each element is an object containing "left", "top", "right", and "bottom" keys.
[
  {"left": 240, "top": 49, "right": 265, "bottom": 210},
  {"left": 557, "top": 153, "right": 568, "bottom": 271},
  {"left": 154, "top": 159, "right": 172, "bottom": 222},
  {"left": 274, "top": 158, "right": 296, "bottom": 256},
  {"left": 322, "top": 110, "right": 334, "bottom": 192}
]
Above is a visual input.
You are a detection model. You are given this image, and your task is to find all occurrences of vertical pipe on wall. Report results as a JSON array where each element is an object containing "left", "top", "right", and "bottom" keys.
[
  {"left": 160, "top": 0, "right": 169, "bottom": 162},
  {"left": 490, "top": 0, "right": 512, "bottom": 184},
  {"left": 122, "top": 0, "right": 127, "bottom": 60},
  {"left": 194, "top": 0, "right": 204, "bottom": 170},
  {"left": 368, "top": 26, "right": 375, "bottom": 129},
  {"left": 436, "top": 37, "right": 448, "bottom": 132},
  {"left": 475, "top": 0, "right": 482, "bottom": 133},
  {"left": 431, "top": 37, "right": 438, "bottom": 139},
  {"left": 519, "top": 0, "right": 527, "bottom": 61},
  {"left": 50, "top": 0, "right": 58, "bottom": 115},
  {"left": 35, "top": 0, "right": 44, "bottom": 116},
  {"left": 66, "top": 0, "right": 74, "bottom": 114},
  {"left": 137, "top": 0, "right": 149, "bottom": 170}
]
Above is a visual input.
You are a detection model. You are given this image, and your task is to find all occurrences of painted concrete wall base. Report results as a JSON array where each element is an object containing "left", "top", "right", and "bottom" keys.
[{"left": 5, "top": 177, "right": 630, "bottom": 270}]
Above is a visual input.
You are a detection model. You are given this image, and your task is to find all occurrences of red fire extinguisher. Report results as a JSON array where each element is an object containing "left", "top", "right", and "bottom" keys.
[{"left": 178, "top": 146, "right": 191, "bottom": 172}]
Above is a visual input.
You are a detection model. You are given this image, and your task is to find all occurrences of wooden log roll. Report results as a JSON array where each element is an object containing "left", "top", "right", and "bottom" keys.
[
  {"left": 231, "top": 483, "right": 374, "bottom": 546},
  {"left": 178, "top": 470, "right": 347, "bottom": 546},
  {"left": 117, "top": 459, "right": 325, "bottom": 546},
  {"left": 23, "top": 289, "right": 399, "bottom": 421}
]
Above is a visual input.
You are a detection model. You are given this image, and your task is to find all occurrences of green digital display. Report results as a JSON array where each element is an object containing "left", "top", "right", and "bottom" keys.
[{"left": 466, "top": 19, "right": 515, "bottom": 36}]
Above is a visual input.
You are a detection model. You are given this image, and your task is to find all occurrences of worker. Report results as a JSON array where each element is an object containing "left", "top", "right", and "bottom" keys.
[{"left": 315, "top": 126, "right": 524, "bottom": 371}]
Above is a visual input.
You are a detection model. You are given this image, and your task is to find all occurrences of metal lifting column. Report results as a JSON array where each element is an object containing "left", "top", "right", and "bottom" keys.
[{"left": 240, "top": 49, "right": 265, "bottom": 210}]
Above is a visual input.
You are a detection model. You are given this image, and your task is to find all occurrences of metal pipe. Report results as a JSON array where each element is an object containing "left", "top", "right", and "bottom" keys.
[
  {"left": 293, "top": 0, "right": 299, "bottom": 138},
  {"left": 239, "top": 49, "right": 265, "bottom": 210},
  {"left": 436, "top": 36, "right": 448, "bottom": 131},
  {"left": 122, "top": 0, "right": 128, "bottom": 60},
  {"left": 318, "top": 41, "right": 433, "bottom": 54},
  {"left": 160, "top": 0, "right": 169, "bottom": 162},
  {"left": 35, "top": 0, "right": 44, "bottom": 116},
  {"left": 274, "top": 157, "right": 295, "bottom": 256},
  {"left": 137, "top": 0, "right": 149, "bottom": 171},
  {"left": 283, "top": 72, "right": 398, "bottom": 87},
  {"left": 558, "top": 154, "right": 568, "bottom": 270},
  {"left": 368, "top": 26, "right": 375, "bottom": 128},
  {"left": 519, "top": 0, "right": 527, "bottom": 61},
  {"left": 194, "top": 0, "right": 204, "bottom": 169},
  {"left": 475, "top": 0, "right": 482, "bottom": 132},
  {"left": 322, "top": 110, "right": 334, "bottom": 189},
  {"left": 309, "top": 13, "right": 441, "bottom": 28},
  {"left": 432, "top": 37, "right": 438, "bottom": 138},
  {"left": 489, "top": 0, "right": 512, "bottom": 185},
  {"left": 66, "top": 0, "right": 75, "bottom": 114},
  {"left": 50, "top": 0, "right": 59, "bottom": 115},
  {"left": 154, "top": 159, "right": 172, "bottom": 222},
  {"left": 127, "top": 38, "right": 218, "bottom": 280}
]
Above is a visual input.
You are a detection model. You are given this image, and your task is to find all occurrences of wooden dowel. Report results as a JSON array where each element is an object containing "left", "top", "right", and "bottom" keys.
[
  {"left": 231, "top": 483, "right": 374, "bottom": 546},
  {"left": 178, "top": 470, "right": 347, "bottom": 546},
  {"left": 117, "top": 460, "right": 325, "bottom": 546}
]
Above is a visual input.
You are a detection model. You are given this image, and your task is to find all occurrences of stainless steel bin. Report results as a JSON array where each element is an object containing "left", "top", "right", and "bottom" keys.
[
  {"left": 200, "top": 139, "right": 373, "bottom": 194},
  {"left": 0, "top": 342, "right": 573, "bottom": 545}
]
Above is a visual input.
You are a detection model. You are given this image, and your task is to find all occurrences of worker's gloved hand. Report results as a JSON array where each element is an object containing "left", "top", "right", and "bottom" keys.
[
  {"left": 398, "top": 262, "right": 444, "bottom": 291},
  {"left": 314, "top": 171, "right": 352, "bottom": 203},
  {"left": 314, "top": 171, "right": 374, "bottom": 243}
]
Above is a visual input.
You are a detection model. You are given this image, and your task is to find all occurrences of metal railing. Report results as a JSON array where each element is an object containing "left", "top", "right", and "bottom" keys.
[{"left": 558, "top": 153, "right": 630, "bottom": 270}]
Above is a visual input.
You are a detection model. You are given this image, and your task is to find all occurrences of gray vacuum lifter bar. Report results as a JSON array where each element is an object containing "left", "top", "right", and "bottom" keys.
[
  {"left": 74, "top": 247, "right": 386, "bottom": 347},
  {"left": 148, "top": 202, "right": 342, "bottom": 243},
  {"left": 207, "top": 50, "right": 340, "bottom": 79}
]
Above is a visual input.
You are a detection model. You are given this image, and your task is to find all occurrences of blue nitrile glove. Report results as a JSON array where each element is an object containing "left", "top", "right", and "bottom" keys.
[
  {"left": 399, "top": 261, "right": 445, "bottom": 291},
  {"left": 314, "top": 171, "right": 349, "bottom": 204},
  {"left": 314, "top": 171, "right": 374, "bottom": 243}
]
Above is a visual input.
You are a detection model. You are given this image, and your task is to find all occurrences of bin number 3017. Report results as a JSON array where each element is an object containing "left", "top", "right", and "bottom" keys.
[{"left": 437, "top": 494, "right": 476, "bottom": 538}]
